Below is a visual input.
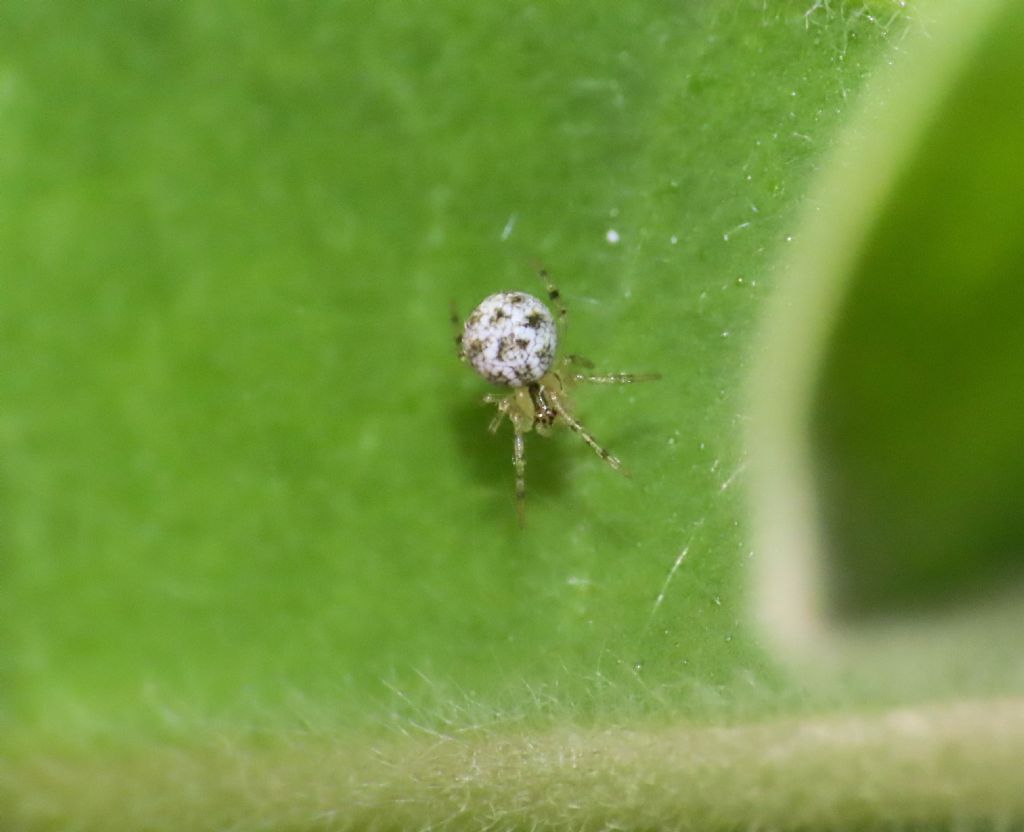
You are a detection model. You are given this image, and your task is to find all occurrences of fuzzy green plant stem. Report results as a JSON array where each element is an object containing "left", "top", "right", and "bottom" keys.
[{"left": 7, "top": 698, "right": 1023, "bottom": 831}]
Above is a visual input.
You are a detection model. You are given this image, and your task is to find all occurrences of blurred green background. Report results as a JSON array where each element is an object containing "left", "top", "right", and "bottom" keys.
[
  {"left": 4, "top": 0, "right": 1022, "bottom": 828},
  {"left": 810, "top": 2, "right": 1024, "bottom": 620}
]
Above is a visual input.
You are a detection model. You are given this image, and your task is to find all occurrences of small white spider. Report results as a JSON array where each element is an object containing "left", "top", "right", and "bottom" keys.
[{"left": 453, "top": 268, "right": 659, "bottom": 525}]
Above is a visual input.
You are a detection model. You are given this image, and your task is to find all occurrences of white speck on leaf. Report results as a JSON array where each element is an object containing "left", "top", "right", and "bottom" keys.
[{"left": 500, "top": 213, "right": 517, "bottom": 241}]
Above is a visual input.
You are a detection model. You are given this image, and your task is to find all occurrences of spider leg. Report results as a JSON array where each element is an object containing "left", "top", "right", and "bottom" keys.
[
  {"left": 572, "top": 371, "right": 662, "bottom": 384},
  {"left": 449, "top": 300, "right": 465, "bottom": 360},
  {"left": 564, "top": 353, "right": 595, "bottom": 369},
  {"left": 547, "top": 388, "right": 629, "bottom": 477},
  {"left": 482, "top": 393, "right": 507, "bottom": 433},
  {"left": 513, "top": 430, "right": 527, "bottom": 527},
  {"left": 531, "top": 261, "right": 568, "bottom": 331}
]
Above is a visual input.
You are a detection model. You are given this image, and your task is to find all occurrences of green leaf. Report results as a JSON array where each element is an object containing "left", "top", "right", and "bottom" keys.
[{"left": 10, "top": 0, "right": 1020, "bottom": 829}]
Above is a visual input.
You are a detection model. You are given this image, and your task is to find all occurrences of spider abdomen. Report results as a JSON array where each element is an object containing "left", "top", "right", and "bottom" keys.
[{"left": 462, "top": 292, "right": 557, "bottom": 387}]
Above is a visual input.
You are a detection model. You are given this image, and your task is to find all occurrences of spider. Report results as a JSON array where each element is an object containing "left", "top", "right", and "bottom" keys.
[{"left": 452, "top": 268, "right": 659, "bottom": 525}]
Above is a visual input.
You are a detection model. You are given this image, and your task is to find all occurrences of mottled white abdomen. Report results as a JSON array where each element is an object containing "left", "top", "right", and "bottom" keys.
[{"left": 462, "top": 292, "right": 557, "bottom": 387}]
